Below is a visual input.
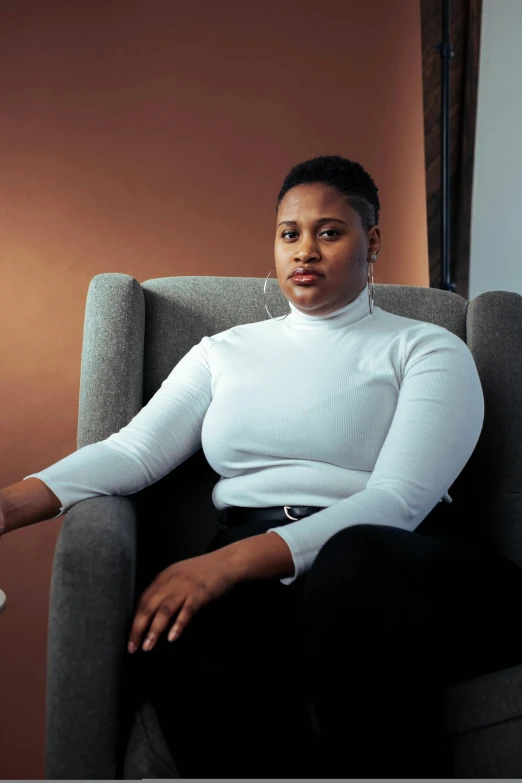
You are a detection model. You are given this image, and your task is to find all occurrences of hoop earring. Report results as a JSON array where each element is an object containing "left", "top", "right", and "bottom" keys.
[
  {"left": 368, "top": 256, "right": 376, "bottom": 315},
  {"left": 263, "top": 259, "right": 377, "bottom": 320},
  {"left": 264, "top": 268, "right": 290, "bottom": 320}
]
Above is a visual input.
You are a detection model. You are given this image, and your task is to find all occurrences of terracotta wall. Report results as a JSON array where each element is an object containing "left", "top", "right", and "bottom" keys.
[{"left": 0, "top": 0, "right": 428, "bottom": 777}]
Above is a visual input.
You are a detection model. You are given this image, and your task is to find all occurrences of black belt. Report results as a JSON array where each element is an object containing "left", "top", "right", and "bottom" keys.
[{"left": 219, "top": 505, "right": 327, "bottom": 528}]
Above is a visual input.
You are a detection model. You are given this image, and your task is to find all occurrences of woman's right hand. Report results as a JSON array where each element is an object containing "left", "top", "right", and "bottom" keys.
[
  {"left": 0, "top": 495, "right": 7, "bottom": 615},
  {"left": 0, "top": 478, "right": 60, "bottom": 535},
  {"left": 0, "top": 495, "right": 6, "bottom": 539}
]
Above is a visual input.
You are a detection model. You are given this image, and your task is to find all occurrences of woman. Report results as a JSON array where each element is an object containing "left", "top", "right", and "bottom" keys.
[{"left": 5, "top": 155, "right": 522, "bottom": 778}]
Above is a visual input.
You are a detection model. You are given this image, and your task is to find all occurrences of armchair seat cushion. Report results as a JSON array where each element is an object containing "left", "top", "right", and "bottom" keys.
[
  {"left": 122, "top": 699, "right": 180, "bottom": 780},
  {"left": 443, "top": 664, "right": 522, "bottom": 777}
]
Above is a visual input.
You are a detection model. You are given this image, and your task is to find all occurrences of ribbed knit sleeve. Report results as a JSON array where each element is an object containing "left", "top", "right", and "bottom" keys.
[
  {"left": 266, "top": 324, "right": 485, "bottom": 585},
  {"left": 23, "top": 338, "right": 213, "bottom": 519}
]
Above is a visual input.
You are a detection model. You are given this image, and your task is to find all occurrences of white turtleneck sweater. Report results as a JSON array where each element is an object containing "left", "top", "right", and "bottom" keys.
[{"left": 24, "top": 285, "right": 484, "bottom": 585}]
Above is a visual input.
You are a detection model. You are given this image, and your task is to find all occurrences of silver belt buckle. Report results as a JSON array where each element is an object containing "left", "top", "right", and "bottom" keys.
[{"left": 284, "top": 506, "right": 300, "bottom": 521}]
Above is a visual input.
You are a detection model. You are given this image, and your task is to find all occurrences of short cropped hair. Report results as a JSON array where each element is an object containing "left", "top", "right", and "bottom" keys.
[{"left": 276, "top": 154, "right": 380, "bottom": 232}]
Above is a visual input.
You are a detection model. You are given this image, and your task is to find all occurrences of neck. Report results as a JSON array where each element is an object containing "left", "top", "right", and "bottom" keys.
[{"left": 284, "top": 285, "right": 376, "bottom": 331}]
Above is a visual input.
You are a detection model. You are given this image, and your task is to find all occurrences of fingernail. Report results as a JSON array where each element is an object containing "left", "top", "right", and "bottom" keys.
[
  {"left": 128, "top": 641, "right": 136, "bottom": 654},
  {"left": 143, "top": 637, "right": 152, "bottom": 651}
]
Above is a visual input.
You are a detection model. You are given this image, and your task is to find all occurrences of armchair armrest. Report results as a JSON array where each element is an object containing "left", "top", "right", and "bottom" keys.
[{"left": 45, "top": 495, "right": 139, "bottom": 780}]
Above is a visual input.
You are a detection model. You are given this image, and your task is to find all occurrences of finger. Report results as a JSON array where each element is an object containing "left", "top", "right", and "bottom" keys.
[
  {"left": 167, "top": 599, "right": 198, "bottom": 642},
  {"left": 128, "top": 589, "right": 167, "bottom": 651},
  {"left": 127, "top": 579, "right": 164, "bottom": 652},
  {"left": 140, "top": 602, "right": 183, "bottom": 651},
  {"left": 128, "top": 606, "right": 156, "bottom": 652}
]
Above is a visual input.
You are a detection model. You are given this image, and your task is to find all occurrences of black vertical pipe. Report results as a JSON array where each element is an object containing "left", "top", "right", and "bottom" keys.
[{"left": 438, "top": 0, "right": 456, "bottom": 292}]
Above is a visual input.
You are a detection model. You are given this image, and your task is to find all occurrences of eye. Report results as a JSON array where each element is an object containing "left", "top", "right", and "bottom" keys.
[{"left": 281, "top": 229, "right": 339, "bottom": 239}]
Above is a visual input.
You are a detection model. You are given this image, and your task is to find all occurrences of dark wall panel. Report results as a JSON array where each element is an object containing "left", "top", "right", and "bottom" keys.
[{"left": 421, "top": 0, "right": 482, "bottom": 298}]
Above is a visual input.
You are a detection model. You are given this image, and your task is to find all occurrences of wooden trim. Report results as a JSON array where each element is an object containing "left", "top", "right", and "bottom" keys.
[{"left": 421, "top": 0, "right": 483, "bottom": 299}]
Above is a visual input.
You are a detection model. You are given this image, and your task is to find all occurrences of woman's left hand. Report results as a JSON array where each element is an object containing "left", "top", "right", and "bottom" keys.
[{"left": 127, "top": 549, "right": 238, "bottom": 653}]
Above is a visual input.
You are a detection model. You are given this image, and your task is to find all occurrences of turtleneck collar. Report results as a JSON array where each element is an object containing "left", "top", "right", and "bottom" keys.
[{"left": 284, "top": 285, "right": 379, "bottom": 331}]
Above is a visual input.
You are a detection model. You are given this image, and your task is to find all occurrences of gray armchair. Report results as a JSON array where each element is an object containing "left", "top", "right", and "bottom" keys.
[{"left": 44, "top": 273, "right": 522, "bottom": 779}]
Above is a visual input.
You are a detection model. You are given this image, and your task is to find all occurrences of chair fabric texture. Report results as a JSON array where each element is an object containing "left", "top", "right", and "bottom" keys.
[{"left": 44, "top": 274, "right": 522, "bottom": 779}]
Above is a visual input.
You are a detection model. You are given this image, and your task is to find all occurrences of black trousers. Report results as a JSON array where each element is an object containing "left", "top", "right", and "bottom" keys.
[{"left": 129, "top": 500, "right": 522, "bottom": 779}]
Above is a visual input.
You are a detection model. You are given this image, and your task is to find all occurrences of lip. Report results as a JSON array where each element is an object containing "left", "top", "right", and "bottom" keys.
[
  {"left": 289, "top": 270, "right": 325, "bottom": 278},
  {"left": 291, "top": 274, "right": 323, "bottom": 285}
]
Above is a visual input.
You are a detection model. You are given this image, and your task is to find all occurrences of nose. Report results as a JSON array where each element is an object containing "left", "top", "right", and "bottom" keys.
[
  {"left": 296, "top": 241, "right": 320, "bottom": 260},
  {"left": 296, "top": 251, "right": 320, "bottom": 263}
]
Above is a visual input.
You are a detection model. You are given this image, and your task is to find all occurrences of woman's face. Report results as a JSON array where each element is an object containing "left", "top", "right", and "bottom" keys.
[{"left": 274, "top": 182, "right": 380, "bottom": 317}]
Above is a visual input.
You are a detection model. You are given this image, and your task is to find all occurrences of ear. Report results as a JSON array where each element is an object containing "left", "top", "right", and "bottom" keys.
[{"left": 368, "top": 225, "right": 381, "bottom": 258}]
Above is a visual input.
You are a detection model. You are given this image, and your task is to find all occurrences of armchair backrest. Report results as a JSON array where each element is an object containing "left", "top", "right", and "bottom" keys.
[{"left": 77, "top": 273, "right": 522, "bottom": 569}]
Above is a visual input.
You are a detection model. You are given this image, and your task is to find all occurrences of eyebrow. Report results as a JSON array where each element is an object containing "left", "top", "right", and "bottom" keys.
[{"left": 277, "top": 217, "right": 348, "bottom": 228}]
